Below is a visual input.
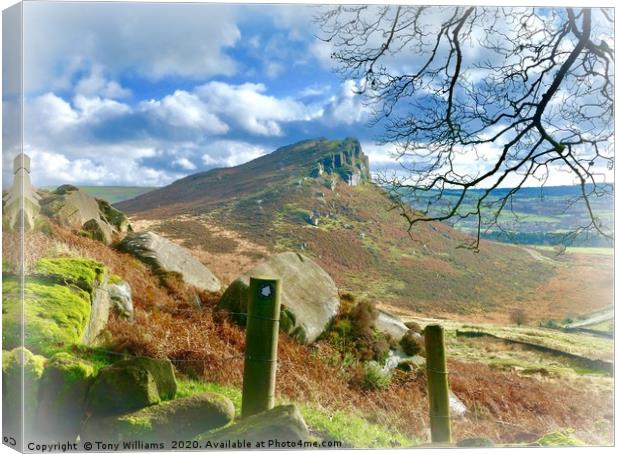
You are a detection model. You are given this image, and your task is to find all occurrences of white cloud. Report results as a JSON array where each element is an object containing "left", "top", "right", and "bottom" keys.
[
  {"left": 173, "top": 157, "right": 198, "bottom": 171},
  {"left": 139, "top": 90, "right": 229, "bottom": 133},
  {"left": 196, "top": 82, "right": 322, "bottom": 136},
  {"left": 22, "top": 2, "right": 241, "bottom": 91},
  {"left": 75, "top": 66, "right": 131, "bottom": 99},
  {"left": 325, "top": 80, "right": 372, "bottom": 125}
]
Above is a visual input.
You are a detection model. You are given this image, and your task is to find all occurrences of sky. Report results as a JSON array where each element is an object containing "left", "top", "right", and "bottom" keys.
[{"left": 1, "top": 2, "right": 614, "bottom": 189}]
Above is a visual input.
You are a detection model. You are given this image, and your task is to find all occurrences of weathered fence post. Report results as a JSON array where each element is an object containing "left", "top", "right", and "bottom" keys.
[
  {"left": 241, "top": 277, "right": 282, "bottom": 418},
  {"left": 425, "top": 324, "right": 452, "bottom": 444}
]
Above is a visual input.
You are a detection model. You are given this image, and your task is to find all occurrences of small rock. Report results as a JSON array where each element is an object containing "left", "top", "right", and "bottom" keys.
[
  {"left": 108, "top": 280, "right": 133, "bottom": 320},
  {"left": 375, "top": 310, "right": 409, "bottom": 342}
]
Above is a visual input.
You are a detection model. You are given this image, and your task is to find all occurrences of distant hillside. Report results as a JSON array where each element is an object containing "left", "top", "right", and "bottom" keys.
[
  {"left": 116, "top": 138, "right": 595, "bottom": 317},
  {"left": 403, "top": 185, "right": 613, "bottom": 247},
  {"left": 42, "top": 186, "right": 157, "bottom": 204}
]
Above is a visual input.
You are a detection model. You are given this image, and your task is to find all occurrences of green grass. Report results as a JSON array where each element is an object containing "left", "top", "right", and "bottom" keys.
[
  {"left": 405, "top": 317, "right": 613, "bottom": 377},
  {"left": 176, "top": 379, "right": 418, "bottom": 447}
]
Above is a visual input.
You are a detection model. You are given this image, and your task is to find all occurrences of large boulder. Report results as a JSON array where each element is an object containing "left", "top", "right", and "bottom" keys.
[
  {"left": 200, "top": 405, "right": 309, "bottom": 446},
  {"left": 218, "top": 252, "right": 339, "bottom": 344},
  {"left": 36, "top": 352, "right": 95, "bottom": 441},
  {"left": 2, "top": 348, "right": 46, "bottom": 439},
  {"left": 85, "top": 357, "right": 177, "bottom": 417},
  {"left": 119, "top": 231, "right": 221, "bottom": 293},
  {"left": 3, "top": 258, "right": 111, "bottom": 355},
  {"left": 39, "top": 185, "right": 129, "bottom": 245},
  {"left": 82, "top": 392, "right": 234, "bottom": 443}
]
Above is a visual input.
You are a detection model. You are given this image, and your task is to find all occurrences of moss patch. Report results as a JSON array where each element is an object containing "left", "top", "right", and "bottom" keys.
[
  {"left": 3, "top": 276, "right": 92, "bottom": 356},
  {"left": 34, "top": 257, "right": 106, "bottom": 294}
]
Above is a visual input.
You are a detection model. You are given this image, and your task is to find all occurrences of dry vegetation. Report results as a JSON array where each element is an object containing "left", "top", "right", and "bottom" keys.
[{"left": 8, "top": 222, "right": 613, "bottom": 446}]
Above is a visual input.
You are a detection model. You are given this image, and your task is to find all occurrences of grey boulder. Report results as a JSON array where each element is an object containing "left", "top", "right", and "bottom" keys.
[
  {"left": 82, "top": 392, "right": 234, "bottom": 443},
  {"left": 217, "top": 252, "right": 339, "bottom": 344},
  {"left": 119, "top": 231, "right": 221, "bottom": 293},
  {"left": 375, "top": 310, "right": 409, "bottom": 342}
]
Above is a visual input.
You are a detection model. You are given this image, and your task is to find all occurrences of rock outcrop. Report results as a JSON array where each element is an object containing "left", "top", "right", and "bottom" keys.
[
  {"left": 119, "top": 231, "right": 221, "bottom": 293},
  {"left": 218, "top": 252, "right": 339, "bottom": 344},
  {"left": 309, "top": 138, "right": 370, "bottom": 186},
  {"left": 86, "top": 357, "right": 177, "bottom": 417},
  {"left": 199, "top": 405, "right": 309, "bottom": 445},
  {"left": 82, "top": 393, "right": 234, "bottom": 443},
  {"left": 39, "top": 185, "right": 130, "bottom": 244}
]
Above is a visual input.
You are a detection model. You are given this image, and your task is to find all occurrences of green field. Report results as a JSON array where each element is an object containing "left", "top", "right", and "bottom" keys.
[{"left": 41, "top": 186, "right": 157, "bottom": 203}]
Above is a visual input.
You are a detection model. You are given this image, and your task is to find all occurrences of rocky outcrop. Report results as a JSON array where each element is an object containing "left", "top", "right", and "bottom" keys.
[
  {"left": 82, "top": 393, "right": 234, "bottom": 443},
  {"left": 119, "top": 231, "right": 221, "bottom": 293},
  {"left": 36, "top": 352, "right": 95, "bottom": 441},
  {"left": 39, "top": 185, "right": 130, "bottom": 244},
  {"left": 218, "top": 252, "right": 339, "bottom": 344},
  {"left": 310, "top": 138, "right": 370, "bottom": 187},
  {"left": 199, "top": 405, "right": 309, "bottom": 445},
  {"left": 86, "top": 357, "right": 177, "bottom": 417}
]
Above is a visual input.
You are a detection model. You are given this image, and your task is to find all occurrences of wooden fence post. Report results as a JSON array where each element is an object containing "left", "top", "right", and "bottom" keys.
[
  {"left": 241, "top": 277, "right": 281, "bottom": 418},
  {"left": 425, "top": 324, "right": 452, "bottom": 444}
]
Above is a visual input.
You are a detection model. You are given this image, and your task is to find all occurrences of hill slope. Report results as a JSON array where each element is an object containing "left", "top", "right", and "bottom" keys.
[{"left": 117, "top": 138, "right": 608, "bottom": 319}]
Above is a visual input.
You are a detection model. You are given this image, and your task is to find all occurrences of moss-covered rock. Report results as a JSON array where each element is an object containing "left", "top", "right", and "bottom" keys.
[
  {"left": 36, "top": 352, "right": 95, "bottom": 441},
  {"left": 2, "top": 348, "right": 46, "bottom": 438},
  {"left": 199, "top": 404, "right": 309, "bottom": 445},
  {"left": 82, "top": 392, "right": 234, "bottom": 442},
  {"left": 3, "top": 276, "right": 92, "bottom": 356},
  {"left": 86, "top": 357, "right": 177, "bottom": 417},
  {"left": 97, "top": 199, "right": 130, "bottom": 233},
  {"left": 34, "top": 258, "right": 106, "bottom": 295},
  {"left": 3, "top": 258, "right": 111, "bottom": 355}
]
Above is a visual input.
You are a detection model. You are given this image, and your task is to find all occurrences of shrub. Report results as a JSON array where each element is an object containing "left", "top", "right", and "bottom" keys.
[
  {"left": 404, "top": 321, "right": 422, "bottom": 333},
  {"left": 510, "top": 308, "right": 528, "bottom": 326},
  {"left": 357, "top": 361, "right": 391, "bottom": 390},
  {"left": 350, "top": 300, "right": 377, "bottom": 340},
  {"left": 400, "top": 331, "right": 424, "bottom": 356}
]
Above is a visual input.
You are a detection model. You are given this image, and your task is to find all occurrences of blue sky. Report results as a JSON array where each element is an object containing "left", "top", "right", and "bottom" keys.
[
  {"left": 2, "top": 1, "right": 397, "bottom": 187},
  {"left": 2, "top": 2, "right": 613, "bottom": 189}
]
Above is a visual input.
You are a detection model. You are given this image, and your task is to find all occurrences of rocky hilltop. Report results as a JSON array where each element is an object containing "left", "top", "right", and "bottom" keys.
[
  {"left": 116, "top": 138, "right": 370, "bottom": 215},
  {"left": 117, "top": 138, "right": 556, "bottom": 316}
]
